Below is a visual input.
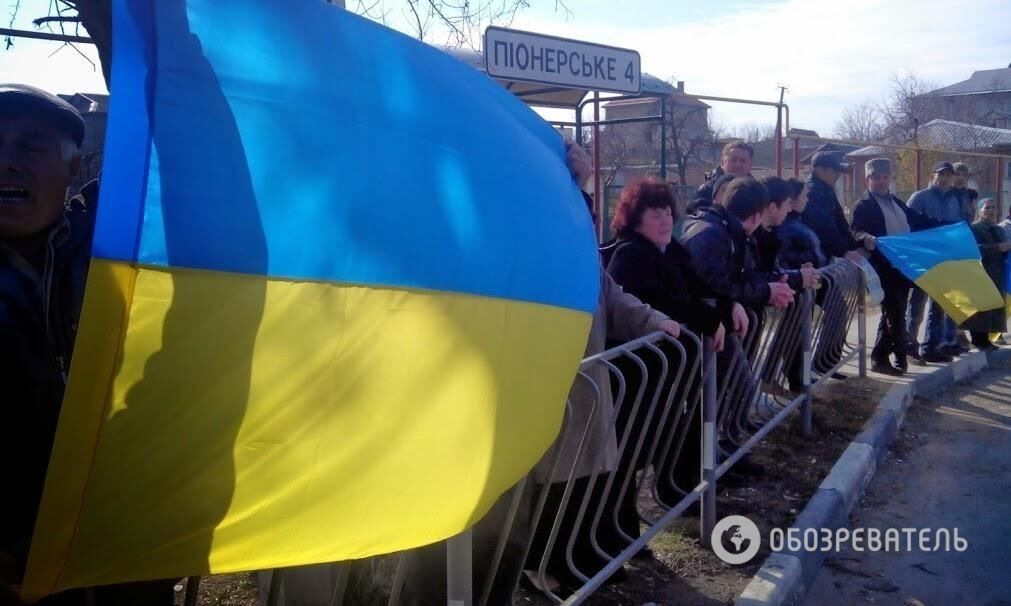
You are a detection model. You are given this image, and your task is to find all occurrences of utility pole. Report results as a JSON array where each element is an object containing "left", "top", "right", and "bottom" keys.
[{"left": 775, "top": 84, "right": 788, "bottom": 177}]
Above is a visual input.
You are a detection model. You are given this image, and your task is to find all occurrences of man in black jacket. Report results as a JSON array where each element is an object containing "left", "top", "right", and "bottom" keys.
[
  {"left": 851, "top": 158, "right": 939, "bottom": 375},
  {"left": 682, "top": 177, "right": 795, "bottom": 315},
  {"left": 802, "top": 152, "right": 869, "bottom": 263},
  {"left": 691, "top": 142, "right": 753, "bottom": 210},
  {"left": 0, "top": 85, "right": 173, "bottom": 605}
]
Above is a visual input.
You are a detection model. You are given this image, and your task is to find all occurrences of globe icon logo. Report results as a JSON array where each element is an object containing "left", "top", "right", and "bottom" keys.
[{"left": 711, "top": 515, "right": 761, "bottom": 564}]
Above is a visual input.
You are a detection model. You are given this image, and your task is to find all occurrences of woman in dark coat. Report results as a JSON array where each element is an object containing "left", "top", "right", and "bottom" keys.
[
  {"left": 601, "top": 178, "right": 731, "bottom": 341},
  {"left": 595, "top": 178, "right": 732, "bottom": 557},
  {"left": 964, "top": 198, "right": 1011, "bottom": 350}
]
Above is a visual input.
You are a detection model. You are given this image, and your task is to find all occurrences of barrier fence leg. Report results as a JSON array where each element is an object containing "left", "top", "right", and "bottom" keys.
[
  {"left": 700, "top": 338, "right": 718, "bottom": 548},
  {"left": 446, "top": 529, "right": 473, "bottom": 606},
  {"left": 801, "top": 296, "right": 813, "bottom": 438},
  {"left": 183, "top": 576, "right": 200, "bottom": 606},
  {"left": 265, "top": 569, "right": 285, "bottom": 606},
  {"left": 858, "top": 273, "right": 867, "bottom": 379}
]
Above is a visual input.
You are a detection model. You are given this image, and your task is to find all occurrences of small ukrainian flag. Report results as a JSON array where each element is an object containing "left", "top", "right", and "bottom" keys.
[{"left": 877, "top": 223, "right": 1003, "bottom": 325}]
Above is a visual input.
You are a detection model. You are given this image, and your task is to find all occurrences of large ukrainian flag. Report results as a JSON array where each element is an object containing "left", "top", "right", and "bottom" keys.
[
  {"left": 22, "top": 0, "right": 598, "bottom": 600},
  {"left": 877, "top": 223, "right": 1002, "bottom": 324}
]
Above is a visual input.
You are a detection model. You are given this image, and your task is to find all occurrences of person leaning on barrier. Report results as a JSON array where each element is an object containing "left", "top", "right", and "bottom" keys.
[
  {"left": 778, "top": 177, "right": 827, "bottom": 270},
  {"left": 399, "top": 142, "right": 680, "bottom": 604},
  {"left": 522, "top": 143, "right": 681, "bottom": 594},
  {"left": 681, "top": 177, "right": 795, "bottom": 317},
  {"left": 680, "top": 177, "right": 790, "bottom": 478},
  {"left": 600, "top": 177, "right": 728, "bottom": 350},
  {"left": 801, "top": 152, "right": 871, "bottom": 379},
  {"left": 851, "top": 158, "right": 941, "bottom": 376},
  {"left": 754, "top": 176, "right": 819, "bottom": 292},
  {"left": 906, "top": 161, "right": 966, "bottom": 364},
  {"left": 0, "top": 85, "right": 175, "bottom": 606},
  {"left": 691, "top": 141, "right": 754, "bottom": 211},
  {"left": 801, "top": 152, "right": 868, "bottom": 265},
  {"left": 963, "top": 198, "right": 1010, "bottom": 351},
  {"left": 597, "top": 177, "right": 730, "bottom": 547}
]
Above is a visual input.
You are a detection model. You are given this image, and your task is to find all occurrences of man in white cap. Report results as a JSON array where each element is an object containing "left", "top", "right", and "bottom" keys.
[{"left": 851, "top": 158, "right": 940, "bottom": 375}]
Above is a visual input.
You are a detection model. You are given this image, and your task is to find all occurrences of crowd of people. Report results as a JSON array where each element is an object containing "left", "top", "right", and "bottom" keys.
[{"left": 2, "top": 81, "right": 1009, "bottom": 606}]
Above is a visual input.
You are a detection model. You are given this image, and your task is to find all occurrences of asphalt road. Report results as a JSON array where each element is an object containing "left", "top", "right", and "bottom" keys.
[{"left": 806, "top": 360, "right": 1011, "bottom": 606}]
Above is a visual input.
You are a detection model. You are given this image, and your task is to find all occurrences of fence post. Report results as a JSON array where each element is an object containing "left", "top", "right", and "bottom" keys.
[
  {"left": 593, "top": 91, "right": 602, "bottom": 243},
  {"left": 446, "top": 529, "right": 473, "bottom": 606},
  {"left": 699, "top": 337, "right": 718, "bottom": 548},
  {"left": 792, "top": 136, "right": 800, "bottom": 177},
  {"left": 660, "top": 95, "right": 668, "bottom": 180},
  {"left": 998, "top": 156, "right": 1006, "bottom": 218},
  {"left": 801, "top": 293, "right": 813, "bottom": 438},
  {"left": 915, "top": 148, "right": 923, "bottom": 190},
  {"left": 183, "top": 576, "right": 200, "bottom": 606},
  {"left": 775, "top": 105, "right": 783, "bottom": 177},
  {"left": 858, "top": 271, "right": 867, "bottom": 378}
]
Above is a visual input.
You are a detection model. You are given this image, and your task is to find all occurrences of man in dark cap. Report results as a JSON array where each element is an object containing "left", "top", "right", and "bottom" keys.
[
  {"left": 906, "top": 161, "right": 963, "bottom": 363},
  {"left": 802, "top": 151, "right": 867, "bottom": 264},
  {"left": 0, "top": 84, "right": 172, "bottom": 605},
  {"left": 851, "top": 159, "right": 940, "bottom": 375},
  {"left": 801, "top": 151, "right": 870, "bottom": 378}
]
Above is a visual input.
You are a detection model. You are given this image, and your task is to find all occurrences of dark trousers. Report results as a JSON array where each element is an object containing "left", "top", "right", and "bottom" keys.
[
  {"left": 525, "top": 476, "right": 612, "bottom": 589},
  {"left": 970, "top": 332, "right": 993, "bottom": 348},
  {"left": 598, "top": 336, "right": 702, "bottom": 549},
  {"left": 872, "top": 278, "right": 910, "bottom": 368}
]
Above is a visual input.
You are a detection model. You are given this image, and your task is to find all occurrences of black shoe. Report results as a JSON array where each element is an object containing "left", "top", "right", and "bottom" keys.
[
  {"left": 941, "top": 345, "right": 963, "bottom": 357},
  {"left": 922, "top": 349, "right": 953, "bottom": 363},
  {"left": 830, "top": 372, "right": 847, "bottom": 380},
  {"left": 871, "top": 361, "right": 904, "bottom": 376}
]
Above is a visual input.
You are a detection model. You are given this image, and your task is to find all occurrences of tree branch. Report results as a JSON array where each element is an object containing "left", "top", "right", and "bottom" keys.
[{"left": 33, "top": 15, "right": 82, "bottom": 25}]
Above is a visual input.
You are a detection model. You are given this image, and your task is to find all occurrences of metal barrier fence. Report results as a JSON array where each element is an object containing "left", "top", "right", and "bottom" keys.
[{"left": 213, "top": 261, "right": 866, "bottom": 606}]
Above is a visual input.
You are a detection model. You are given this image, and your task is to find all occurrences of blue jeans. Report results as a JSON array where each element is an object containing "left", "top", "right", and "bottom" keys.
[
  {"left": 924, "top": 298, "right": 956, "bottom": 352},
  {"left": 906, "top": 287, "right": 928, "bottom": 349}
]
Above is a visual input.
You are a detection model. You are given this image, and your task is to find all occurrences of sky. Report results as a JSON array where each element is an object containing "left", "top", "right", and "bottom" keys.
[{"left": 2, "top": 0, "right": 1010, "bottom": 135}]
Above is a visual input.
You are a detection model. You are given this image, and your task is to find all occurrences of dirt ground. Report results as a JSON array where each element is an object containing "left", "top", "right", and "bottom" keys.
[{"left": 186, "top": 375, "right": 888, "bottom": 606}]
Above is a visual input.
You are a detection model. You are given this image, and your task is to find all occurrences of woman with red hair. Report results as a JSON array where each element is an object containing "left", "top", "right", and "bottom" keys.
[
  {"left": 596, "top": 177, "right": 734, "bottom": 557},
  {"left": 601, "top": 177, "right": 731, "bottom": 342}
]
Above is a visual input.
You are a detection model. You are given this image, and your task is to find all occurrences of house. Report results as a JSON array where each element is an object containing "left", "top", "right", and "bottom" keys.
[
  {"left": 915, "top": 65, "right": 1011, "bottom": 127},
  {"left": 58, "top": 92, "right": 108, "bottom": 191},
  {"left": 600, "top": 84, "right": 713, "bottom": 188}
]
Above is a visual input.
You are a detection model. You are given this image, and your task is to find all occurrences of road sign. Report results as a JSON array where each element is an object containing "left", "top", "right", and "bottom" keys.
[{"left": 483, "top": 26, "right": 641, "bottom": 95}]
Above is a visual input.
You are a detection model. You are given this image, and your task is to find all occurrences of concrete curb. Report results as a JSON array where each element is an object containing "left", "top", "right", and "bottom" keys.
[{"left": 736, "top": 348, "right": 1011, "bottom": 606}]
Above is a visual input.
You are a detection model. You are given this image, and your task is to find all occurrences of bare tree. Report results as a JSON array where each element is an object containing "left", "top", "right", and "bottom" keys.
[
  {"left": 659, "top": 100, "right": 718, "bottom": 187},
  {"left": 728, "top": 122, "right": 777, "bottom": 143},
  {"left": 878, "top": 72, "right": 939, "bottom": 143},
  {"left": 10, "top": 0, "right": 571, "bottom": 87},
  {"left": 833, "top": 100, "right": 886, "bottom": 142},
  {"left": 594, "top": 125, "right": 634, "bottom": 188}
]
